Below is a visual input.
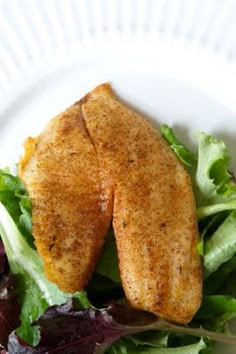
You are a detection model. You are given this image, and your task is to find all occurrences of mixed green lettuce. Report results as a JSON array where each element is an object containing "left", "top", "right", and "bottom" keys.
[
  {"left": 1, "top": 126, "right": 236, "bottom": 353},
  {"left": 8, "top": 301, "right": 210, "bottom": 354},
  {"left": 96, "top": 227, "right": 121, "bottom": 284},
  {"left": 0, "top": 200, "right": 89, "bottom": 347}
]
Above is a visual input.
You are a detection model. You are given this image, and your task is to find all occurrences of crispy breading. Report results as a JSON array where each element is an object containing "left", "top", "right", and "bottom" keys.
[
  {"left": 82, "top": 84, "right": 202, "bottom": 324},
  {"left": 19, "top": 102, "right": 112, "bottom": 293}
]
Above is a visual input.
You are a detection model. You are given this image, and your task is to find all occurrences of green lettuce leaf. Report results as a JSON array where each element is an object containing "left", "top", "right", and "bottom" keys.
[
  {"left": 0, "top": 202, "right": 89, "bottom": 345},
  {"left": 204, "top": 255, "right": 236, "bottom": 295},
  {"left": 204, "top": 211, "right": 236, "bottom": 277},
  {"left": 197, "top": 295, "right": 236, "bottom": 332},
  {"left": 197, "top": 200, "right": 236, "bottom": 220},
  {"left": 107, "top": 338, "right": 206, "bottom": 354},
  {"left": 128, "top": 331, "right": 169, "bottom": 347},
  {"left": 196, "top": 132, "right": 236, "bottom": 206},
  {"left": 96, "top": 227, "right": 121, "bottom": 283},
  {"left": 161, "top": 128, "right": 236, "bottom": 215},
  {"left": 0, "top": 169, "right": 33, "bottom": 247},
  {"left": 197, "top": 295, "right": 236, "bottom": 319},
  {"left": 160, "top": 124, "right": 197, "bottom": 170}
]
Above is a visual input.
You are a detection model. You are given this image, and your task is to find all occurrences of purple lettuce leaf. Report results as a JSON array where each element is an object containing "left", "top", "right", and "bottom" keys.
[
  {"left": 0, "top": 240, "right": 8, "bottom": 274},
  {"left": 7, "top": 299, "right": 236, "bottom": 354},
  {"left": 0, "top": 241, "right": 20, "bottom": 348},
  {"left": 7, "top": 300, "right": 154, "bottom": 354},
  {"left": 0, "top": 276, "right": 21, "bottom": 348}
]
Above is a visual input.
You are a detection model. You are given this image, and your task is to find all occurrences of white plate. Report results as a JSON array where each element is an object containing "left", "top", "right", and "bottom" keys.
[{"left": 0, "top": 1, "right": 236, "bottom": 352}]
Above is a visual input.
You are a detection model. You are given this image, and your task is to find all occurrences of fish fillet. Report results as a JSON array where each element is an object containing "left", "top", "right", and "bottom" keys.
[
  {"left": 19, "top": 84, "right": 202, "bottom": 323},
  {"left": 19, "top": 103, "right": 112, "bottom": 292},
  {"left": 81, "top": 84, "right": 202, "bottom": 324}
]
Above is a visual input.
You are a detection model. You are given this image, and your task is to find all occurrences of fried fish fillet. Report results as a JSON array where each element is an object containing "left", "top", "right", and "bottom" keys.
[
  {"left": 19, "top": 83, "right": 202, "bottom": 324},
  {"left": 19, "top": 103, "right": 112, "bottom": 292},
  {"left": 81, "top": 84, "right": 202, "bottom": 324}
]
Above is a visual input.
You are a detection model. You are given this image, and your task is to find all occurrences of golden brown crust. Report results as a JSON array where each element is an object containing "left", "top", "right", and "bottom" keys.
[
  {"left": 19, "top": 101, "right": 112, "bottom": 293},
  {"left": 81, "top": 83, "right": 202, "bottom": 324}
]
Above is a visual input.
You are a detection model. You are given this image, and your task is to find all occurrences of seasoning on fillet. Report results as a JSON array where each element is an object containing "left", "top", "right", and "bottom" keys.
[{"left": 19, "top": 83, "right": 202, "bottom": 324}]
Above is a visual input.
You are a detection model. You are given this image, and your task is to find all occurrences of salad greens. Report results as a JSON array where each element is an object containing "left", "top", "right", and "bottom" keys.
[
  {"left": 8, "top": 300, "right": 210, "bottom": 354},
  {"left": 6, "top": 299, "right": 236, "bottom": 353},
  {"left": 195, "top": 132, "right": 236, "bottom": 205},
  {"left": 203, "top": 255, "right": 236, "bottom": 295},
  {"left": 204, "top": 211, "right": 236, "bottom": 277},
  {"left": 160, "top": 125, "right": 197, "bottom": 170},
  {"left": 1, "top": 125, "right": 236, "bottom": 353},
  {"left": 96, "top": 228, "right": 121, "bottom": 284},
  {"left": 0, "top": 201, "right": 89, "bottom": 346},
  {"left": 0, "top": 169, "right": 33, "bottom": 247},
  {"left": 107, "top": 338, "right": 206, "bottom": 354}
]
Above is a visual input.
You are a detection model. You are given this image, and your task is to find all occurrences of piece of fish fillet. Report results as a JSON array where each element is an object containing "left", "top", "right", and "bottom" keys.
[
  {"left": 19, "top": 103, "right": 112, "bottom": 293},
  {"left": 81, "top": 84, "right": 202, "bottom": 324},
  {"left": 19, "top": 83, "right": 202, "bottom": 323}
]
